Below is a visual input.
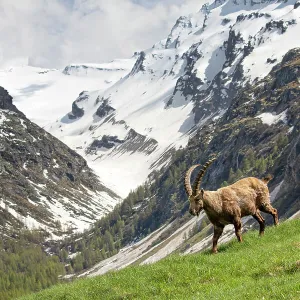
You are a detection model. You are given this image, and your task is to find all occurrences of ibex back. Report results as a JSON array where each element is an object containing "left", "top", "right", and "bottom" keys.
[{"left": 184, "top": 158, "right": 278, "bottom": 253}]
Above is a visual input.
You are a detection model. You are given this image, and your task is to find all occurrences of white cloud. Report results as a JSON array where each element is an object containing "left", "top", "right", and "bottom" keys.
[{"left": 0, "top": 0, "right": 201, "bottom": 69}]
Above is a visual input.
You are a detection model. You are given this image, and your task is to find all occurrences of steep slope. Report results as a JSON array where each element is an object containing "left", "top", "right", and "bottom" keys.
[
  {"left": 0, "top": 0, "right": 299, "bottom": 296},
  {"left": 60, "top": 47, "right": 299, "bottom": 276},
  {"left": 138, "top": 46, "right": 300, "bottom": 243},
  {"left": 23, "top": 219, "right": 300, "bottom": 300},
  {"left": 0, "top": 87, "right": 120, "bottom": 237},
  {"left": 39, "top": 0, "right": 300, "bottom": 197},
  {"left": 18, "top": 0, "right": 297, "bottom": 277},
  {"left": 0, "top": 59, "right": 134, "bottom": 127},
  {"left": 1, "top": 1, "right": 299, "bottom": 199}
]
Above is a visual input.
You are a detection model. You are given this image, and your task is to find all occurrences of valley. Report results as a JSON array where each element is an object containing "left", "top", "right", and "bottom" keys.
[{"left": 0, "top": 0, "right": 299, "bottom": 299}]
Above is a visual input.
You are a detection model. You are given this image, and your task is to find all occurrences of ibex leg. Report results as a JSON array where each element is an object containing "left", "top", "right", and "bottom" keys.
[
  {"left": 252, "top": 211, "right": 265, "bottom": 235},
  {"left": 212, "top": 225, "right": 224, "bottom": 254},
  {"left": 233, "top": 218, "right": 243, "bottom": 242},
  {"left": 260, "top": 203, "right": 279, "bottom": 226}
]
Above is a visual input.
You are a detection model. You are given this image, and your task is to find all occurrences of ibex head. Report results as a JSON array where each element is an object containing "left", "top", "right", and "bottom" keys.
[{"left": 184, "top": 158, "right": 216, "bottom": 216}]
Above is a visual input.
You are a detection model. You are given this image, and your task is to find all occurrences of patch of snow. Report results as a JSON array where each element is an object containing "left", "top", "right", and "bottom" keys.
[
  {"left": 52, "top": 159, "right": 59, "bottom": 168},
  {"left": 0, "top": 199, "right": 45, "bottom": 230},
  {"left": 43, "top": 169, "right": 49, "bottom": 179},
  {"left": 288, "top": 126, "right": 294, "bottom": 134},
  {"left": 0, "top": 112, "right": 8, "bottom": 125},
  {"left": 68, "top": 252, "right": 81, "bottom": 259},
  {"left": 256, "top": 110, "right": 287, "bottom": 126},
  {"left": 20, "top": 119, "right": 27, "bottom": 129}
]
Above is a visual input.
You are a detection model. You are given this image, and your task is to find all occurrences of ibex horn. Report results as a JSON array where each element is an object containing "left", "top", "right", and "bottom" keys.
[
  {"left": 193, "top": 157, "right": 216, "bottom": 195},
  {"left": 184, "top": 164, "right": 200, "bottom": 197}
]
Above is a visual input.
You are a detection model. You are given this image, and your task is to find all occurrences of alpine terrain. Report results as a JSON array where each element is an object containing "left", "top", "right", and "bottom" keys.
[
  {"left": 0, "top": 86, "right": 120, "bottom": 237},
  {"left": 0, "top": 0, "right": 299, "bottom": 298}
]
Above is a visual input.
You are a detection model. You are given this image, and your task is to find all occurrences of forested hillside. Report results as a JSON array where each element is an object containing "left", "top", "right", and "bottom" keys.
[{"left": 0, "top": 230, "right": 64, "bottom": 300}]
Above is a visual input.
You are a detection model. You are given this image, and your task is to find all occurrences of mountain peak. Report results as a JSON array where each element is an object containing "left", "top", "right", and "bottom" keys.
[
  {"left": 165, "top": 16, "right": 193, "bottom": 49},
  {"left": 0, "top": 86, "right": 23, "bottom": 115}
]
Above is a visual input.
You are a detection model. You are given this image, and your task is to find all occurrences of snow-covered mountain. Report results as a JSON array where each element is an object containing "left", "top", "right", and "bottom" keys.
[
  {"left": 0, "top": 59, "right": 134, "bottom": 127},
  {"left": 56, "top": 44, "right": 299, "bottom": 277},
  {"left": 1, "top": 0, "right": 299, "bottom": 200}
]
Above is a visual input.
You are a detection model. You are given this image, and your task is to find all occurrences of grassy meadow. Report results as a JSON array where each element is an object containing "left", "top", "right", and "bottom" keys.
[{"left": 21, "top": 219, "right": 300, "bottom": 300}]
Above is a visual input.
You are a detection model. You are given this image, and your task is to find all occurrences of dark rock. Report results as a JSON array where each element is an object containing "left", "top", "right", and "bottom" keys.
[
  {"left": 90, "top": 128, "right": 158, "bottom": 156},
  {"left": 66, "top": 173, "right": 75, "bottom": 182},
  {"left": 264, "top": 20, "right": 296, "bottom": 34},
  {"left": 224, "top": 29, "right": 244, "bottom": 65},
  {"left": 62, "top": 65, "right": 125, "bottom": 75},
  {"left": 267, "top": 58, "right": 277, "bottom": 64},
  {"left": 123, "top": 129, "right": 158, "bottom": 155},
  {"left": 0, "top": 87, "right": 24, "bottom": 116},
  {"left": 236, "top": 12, "right": 271, "bottom": 22},
  {"left": 69, "top": 102, "right": 84, "bottom": 119},
  {"left": 280, "top": 47, "right": 300, "bottom": 65},
  {"left": 271, "top": 48, "right": 300, "bottom": 88},
  {"left": 222, "top": 18, "right": 231, "bottom": 25},
  {"left": 95, "top": 99, "right": 115, "bottom": 118},
  {"left": 68, "top": 92, "right": 89, "bottom": 119},
  {"left": 167, "top": 42, "right": 203, "bottom": 106},
  {"left": 129, "top": 51, "right": 146, "bottom": 75},
  {"left": 89, "top": 135, "right": 125, "bottom": 150}
]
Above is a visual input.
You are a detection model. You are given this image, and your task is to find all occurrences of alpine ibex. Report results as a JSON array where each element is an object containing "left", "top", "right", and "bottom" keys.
[{"left": 184, "top": 158, "right": 278, "bottom": 253}]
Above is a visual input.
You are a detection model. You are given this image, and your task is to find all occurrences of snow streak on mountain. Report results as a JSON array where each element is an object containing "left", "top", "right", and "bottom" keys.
[{"left": 1, "top": 0, "right": 299, "bottom": 202}]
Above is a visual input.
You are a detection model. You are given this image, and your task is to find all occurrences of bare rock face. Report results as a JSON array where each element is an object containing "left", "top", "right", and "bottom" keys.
[
  {"left": 167, "top": 42, "right": 203, "bottom": 108},
  {"left": 95, "top": 99, "right": 115, "bottom": 118},
  {"left": 264, "top": 19, "right": 296, "bottom": 34},
  {"left": 0, "top": 87, "right": 24, "bottom": 116},
  {"left": 89, "top": 135, "right": 124, "bottom": 150},
  {"left": 70, "top": 102, "right": 84, "bottom": 119},
  {"left": 129, "top": 51, "right": 146, "bottom": 76},
  {"left": 271, "top": 48, "right": 300, "bottom": 89},
  {"left": 68, "top": 91, "right": 88, "bottom": 119}
]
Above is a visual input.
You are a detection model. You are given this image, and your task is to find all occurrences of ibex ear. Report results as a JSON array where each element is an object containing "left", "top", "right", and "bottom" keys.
[{"left": 201, "top": 188, "right": 204, "bottom": 197}]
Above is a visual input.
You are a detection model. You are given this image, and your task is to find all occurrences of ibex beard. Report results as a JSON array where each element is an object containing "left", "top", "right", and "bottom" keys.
[{"left": 184, "top": 158, "right": 278, "bottom": 253}]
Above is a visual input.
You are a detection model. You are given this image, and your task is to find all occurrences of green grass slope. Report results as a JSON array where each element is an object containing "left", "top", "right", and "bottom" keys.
[{"left": 22, "top": 219, "right": 300, "bottom": 300}]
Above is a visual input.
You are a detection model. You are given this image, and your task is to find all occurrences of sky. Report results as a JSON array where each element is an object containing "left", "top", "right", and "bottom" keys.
[{"left": 0, "top": 0, "right": 201, "bottom": 69}]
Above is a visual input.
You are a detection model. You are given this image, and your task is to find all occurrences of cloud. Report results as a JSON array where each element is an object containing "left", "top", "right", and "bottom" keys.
[{"left": 0, "top": 0, "right": 202, "bottom": 69}]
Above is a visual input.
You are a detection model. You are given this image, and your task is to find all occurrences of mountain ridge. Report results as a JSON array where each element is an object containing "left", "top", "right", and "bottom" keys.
[
  {"left": 61, "top": 46, "right": 299, "bottom": 277},
  {"left": 0, "top": 0, "right": 299, "bottom": 298},
  {"left": 0, "top": 87, "right": 120, "bottom": 237}
]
